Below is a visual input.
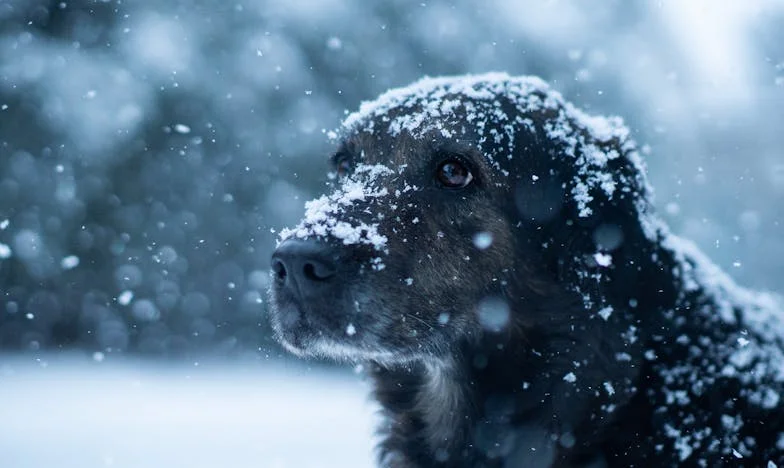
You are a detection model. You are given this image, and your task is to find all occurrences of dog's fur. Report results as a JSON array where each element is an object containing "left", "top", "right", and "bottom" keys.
[{"left": 269, "top": 74, "right": 784, "bottom": 467}]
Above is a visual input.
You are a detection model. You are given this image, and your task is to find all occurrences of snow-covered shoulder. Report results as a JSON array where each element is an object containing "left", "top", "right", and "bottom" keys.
[
  {"left": 646, "top": 214, "right": 784, "bottom": 460},
  {"left": 657, "top": 214, "right": 784, "bottom": 348}
]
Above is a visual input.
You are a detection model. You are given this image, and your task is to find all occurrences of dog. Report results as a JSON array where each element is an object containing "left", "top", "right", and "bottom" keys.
[{"left": 268, "top": 73, "right": 784, "bottom": 467}]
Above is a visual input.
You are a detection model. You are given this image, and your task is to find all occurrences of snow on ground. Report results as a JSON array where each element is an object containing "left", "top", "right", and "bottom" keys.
[{"left": 0, "top": 355, "right": 377, "bottom": 468}]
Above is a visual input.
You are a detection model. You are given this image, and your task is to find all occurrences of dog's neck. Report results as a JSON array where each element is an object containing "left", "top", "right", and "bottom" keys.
[
  {"left": 372, "top": 355, "right": 478, "bottom": 467},
  {"left": 417, "top": 353, "right": 560, "bottom": 464},
  {"left": 372, "top": 337, "right": 571, "bottom": 467},
  {"left": 371, "top": 311, "right": 633, "bottom": 468}
]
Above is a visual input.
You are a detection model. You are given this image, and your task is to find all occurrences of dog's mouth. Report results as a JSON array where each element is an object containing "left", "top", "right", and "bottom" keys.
[
  {"left": 267, "top": 233, "right": 401, "bottom": 355},
  {"left": 269, "top": 296, "right": 402, "bottom": 362},
  {"left": 269, "top": 259, "right": 436, "bottom": 364},
  {"left": 268, "top": 286, "right": 340, "bottom": 350},
  {"left": 268, "top": 267, "right": 384, "bottom": 359}
]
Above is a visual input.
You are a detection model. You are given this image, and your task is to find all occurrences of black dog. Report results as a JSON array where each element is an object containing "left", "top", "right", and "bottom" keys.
[{"left": 268, "top": 73, "right": 784, "bottom": 467}]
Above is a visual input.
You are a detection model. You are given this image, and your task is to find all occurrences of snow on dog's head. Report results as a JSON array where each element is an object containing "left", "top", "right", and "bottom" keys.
[{"left": 339, "top": 72, "right": 650, "bottom": 222}]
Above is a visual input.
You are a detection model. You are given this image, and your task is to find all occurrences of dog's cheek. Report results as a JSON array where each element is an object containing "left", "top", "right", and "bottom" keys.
[
  {"left": 341, "top": 273, "right": 413, "bottom": 348},
  {"left": 450, "top": 212, "right": 518, "bottom": 286},
  {"left": 354, "top": 198, "right": 518, "bottom": 351},
  {"left": 346, "top": 271, "right": 456, "bottom": 355},
  {"left": 440, "top": 218, "right": 520, "bottom": 332}
]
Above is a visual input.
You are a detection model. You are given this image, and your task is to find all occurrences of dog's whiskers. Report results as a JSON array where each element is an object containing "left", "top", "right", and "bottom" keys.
[{"left": 403, "top": 312, "right": 437, "bottom": 330}]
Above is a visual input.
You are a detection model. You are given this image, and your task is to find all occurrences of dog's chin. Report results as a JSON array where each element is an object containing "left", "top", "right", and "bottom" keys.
[
  {"left": 269, "top": 297, "right": 428, "bottom": 364},
  {"left": 271, "top": 315, "right": 407, "bottom": 364},
  {"left": 277, "top": 337, "right": 404, "bottom": 365},
  {"left": 307, "top": 338, "right": 406, "bottom": 363}
]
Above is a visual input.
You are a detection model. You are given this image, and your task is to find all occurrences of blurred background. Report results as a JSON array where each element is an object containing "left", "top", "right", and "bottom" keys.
[{"left": 0, "top": 0, "right": 782, "bottom": 466}]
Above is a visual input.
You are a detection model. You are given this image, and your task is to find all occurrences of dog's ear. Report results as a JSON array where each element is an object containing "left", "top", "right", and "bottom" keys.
[
  {"left": 507, "top": 115, "right": 659, "bottom": 310},
  {"left": 513, "top": 167, "right": 567, "bottom": 225}
]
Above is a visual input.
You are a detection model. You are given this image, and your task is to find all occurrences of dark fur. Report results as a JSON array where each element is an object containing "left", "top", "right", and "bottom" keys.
[{"left": 269, "top": 77, "right": 784, "bottom": 467}]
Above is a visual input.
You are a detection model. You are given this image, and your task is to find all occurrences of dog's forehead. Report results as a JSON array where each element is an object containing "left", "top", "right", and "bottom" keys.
[
  {"left": 341, "top": 131, "right": 440, "bottom": 170},
  {"left": 337, "top": 73, "right": 548, "bottom": 166},
  {"left": 333, "top": 79, "right": 531, "bottom": 175}
]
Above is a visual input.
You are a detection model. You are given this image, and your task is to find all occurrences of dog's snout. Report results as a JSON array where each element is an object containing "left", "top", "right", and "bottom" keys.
[{"left": 271, "top": 239, "right": 338, "bottom": 294}]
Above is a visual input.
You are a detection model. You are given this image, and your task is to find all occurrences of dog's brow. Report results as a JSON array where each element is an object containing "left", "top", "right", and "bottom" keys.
[{"left": 432, "top": 141, "right": 484, "bottom": 166}]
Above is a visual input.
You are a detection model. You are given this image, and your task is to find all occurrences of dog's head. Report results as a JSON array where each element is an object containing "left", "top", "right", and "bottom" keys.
[{"left": 269, "top": 73, "right": 654, "bottom": 364}]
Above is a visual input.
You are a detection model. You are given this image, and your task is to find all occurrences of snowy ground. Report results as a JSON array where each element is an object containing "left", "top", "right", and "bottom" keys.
[{"left": 0, "top": 355, "right": 378, "bottom": 468}]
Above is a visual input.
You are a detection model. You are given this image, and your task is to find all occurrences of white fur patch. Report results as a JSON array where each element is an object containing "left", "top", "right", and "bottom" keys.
[{"left": 416, "top": 359, "right": 466, "bottom": 453}]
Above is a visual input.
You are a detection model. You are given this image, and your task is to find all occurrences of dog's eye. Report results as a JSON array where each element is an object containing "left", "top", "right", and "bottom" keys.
[
  {"left": 436, "top": 160, "right": 473, "bottom": 189},
  {"left": 336, "top": 157, "right": 352, "bottom": 178}
]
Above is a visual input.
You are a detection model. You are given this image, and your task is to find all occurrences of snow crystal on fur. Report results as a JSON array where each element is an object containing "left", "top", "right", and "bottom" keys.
[{"left": 279, "top": 164, "right": 392, "bottom": 251}]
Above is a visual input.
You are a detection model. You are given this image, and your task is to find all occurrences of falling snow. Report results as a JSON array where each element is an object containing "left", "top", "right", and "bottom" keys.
[
  {"left": 476, "top": 296, "right": 511, "bottom": 332},
  {"left": 1, "top": 1, "right": 783, "bottom": 465},
  {"left": 60, "top": 255, "right": 80, "bottom": 270},
  {"left": 472, "top": 232, "right": 494, "bottom": 250}
]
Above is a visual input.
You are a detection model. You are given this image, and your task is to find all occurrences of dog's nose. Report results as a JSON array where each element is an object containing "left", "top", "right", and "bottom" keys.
[{"left": 271, "top": 239, "right": 338, "bottom": 295}]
